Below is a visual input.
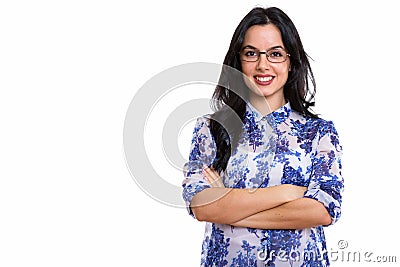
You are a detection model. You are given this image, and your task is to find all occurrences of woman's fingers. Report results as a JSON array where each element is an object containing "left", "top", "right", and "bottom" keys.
[
  {"left": 202, "top": 167, "right": 214, "bottom": 182},
  {"left": 205, "top": 167, "right": 219, "bottom": 180},
  {"left": 202, "top": 167, "right": 225, "bottom": 187}
]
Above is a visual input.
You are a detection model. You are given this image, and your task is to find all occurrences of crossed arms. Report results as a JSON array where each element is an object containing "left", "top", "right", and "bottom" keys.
[
  {"left": 190, "top": 167, "right": 332, "bottom": 229},
  {"left": 183, "top": 117, "right": 343, "bottom": 230}
]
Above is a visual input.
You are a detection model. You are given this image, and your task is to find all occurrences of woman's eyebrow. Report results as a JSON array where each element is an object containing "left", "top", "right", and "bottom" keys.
[
  {"left": 241, "top": 45, "right": 285, "bottom": 50},
  {"left": 268, "top": 45, "right": 285, "bottom": 50},
  {"left": 241, "top": 45, "right": 258, "bottom": 50}
]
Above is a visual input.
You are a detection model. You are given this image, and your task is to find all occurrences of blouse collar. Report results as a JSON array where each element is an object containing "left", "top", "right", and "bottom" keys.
[{"left": 246, "top": 101, "right": 292, "bottom": 126}]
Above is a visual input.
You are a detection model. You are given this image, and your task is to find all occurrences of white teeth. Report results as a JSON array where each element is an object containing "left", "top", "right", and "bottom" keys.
[{"left": 256, "top": 76, "right": 273, "bottom": 82}]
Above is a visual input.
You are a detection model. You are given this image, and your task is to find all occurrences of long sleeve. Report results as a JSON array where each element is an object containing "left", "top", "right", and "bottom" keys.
[
  {"left": 182, "top": 116, "right": 216, "bottom": 218},
  {"left": 304, "top": 120, "right": 344, "bottom": 225},
  {"left": 183, "top": 103, "right": 344, "bottom": 266}
]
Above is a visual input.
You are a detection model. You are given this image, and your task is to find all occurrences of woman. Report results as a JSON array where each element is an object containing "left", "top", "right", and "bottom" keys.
[{"left": 182, "top": 6, "right": 343, "bottom": 267}]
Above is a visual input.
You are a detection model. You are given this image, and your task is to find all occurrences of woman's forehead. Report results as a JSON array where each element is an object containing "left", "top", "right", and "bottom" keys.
[{"left": 242, "top": 24, "right": 284, "bottom": 49}]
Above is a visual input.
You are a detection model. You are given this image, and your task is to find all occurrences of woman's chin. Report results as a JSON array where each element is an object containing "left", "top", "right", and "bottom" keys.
[{"left": 249, "top": 88, "right": 274, "bottom": 98}]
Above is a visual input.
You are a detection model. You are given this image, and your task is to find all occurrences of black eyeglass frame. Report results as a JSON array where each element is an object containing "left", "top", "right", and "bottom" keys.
[{"left": 239, "top": 46, "right": 291, "bottom": 63}]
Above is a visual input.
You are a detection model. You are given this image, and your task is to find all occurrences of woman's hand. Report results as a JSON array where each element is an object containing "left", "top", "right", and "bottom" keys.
[
  {"left": 202, "top": 167, "right": 225, "bottom": 188},
  {"left": 193, "top": 169, "right": 308, "bottom": 224},
  {"left": 202, "top": 166, "right": 307, "bottom": 198}
]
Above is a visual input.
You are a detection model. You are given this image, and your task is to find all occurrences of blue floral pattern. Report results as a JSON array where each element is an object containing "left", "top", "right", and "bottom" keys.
[{"left": 182, "top": 102, "right": 344, "bottom": 266}]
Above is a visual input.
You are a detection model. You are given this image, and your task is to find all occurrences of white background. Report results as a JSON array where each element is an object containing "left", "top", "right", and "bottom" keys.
[{"left": 1, "top": 0, "right": 399, "bottom": 266}]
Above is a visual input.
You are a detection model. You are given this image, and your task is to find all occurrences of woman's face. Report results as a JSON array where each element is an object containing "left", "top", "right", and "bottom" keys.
[{"left": 241, "top": 24, "right": 290, "bottom": 105}]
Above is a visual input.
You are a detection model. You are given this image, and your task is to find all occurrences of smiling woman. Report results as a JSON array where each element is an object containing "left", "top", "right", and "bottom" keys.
[
  {"left": 241, "top": 24, "right": 291, "bottom": 113},
  {"left": 182, "top": 6, "right": 343, "bottom": 267}
]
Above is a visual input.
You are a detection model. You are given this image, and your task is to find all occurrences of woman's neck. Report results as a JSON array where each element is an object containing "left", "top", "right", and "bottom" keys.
[{"left": 249, "top": 94, "right": 286, "bottom": 116}]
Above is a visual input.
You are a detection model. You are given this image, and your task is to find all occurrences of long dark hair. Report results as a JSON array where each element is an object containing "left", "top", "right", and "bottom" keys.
[{"left": 210, "top": 7, "right": 317, "bottom": 172}]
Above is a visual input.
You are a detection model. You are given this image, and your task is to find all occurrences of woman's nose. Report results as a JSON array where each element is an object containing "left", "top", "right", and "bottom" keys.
[{"left": 256, "top": 53, "right": 270, "bottom": 71}]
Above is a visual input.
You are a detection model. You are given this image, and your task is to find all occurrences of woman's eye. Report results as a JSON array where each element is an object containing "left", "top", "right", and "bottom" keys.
[
  {"left": 269, "top": 50, "right": 284, "bottom": 57},
  {"left": 245, "top": 50, "right": 258, "bottom": 57}
]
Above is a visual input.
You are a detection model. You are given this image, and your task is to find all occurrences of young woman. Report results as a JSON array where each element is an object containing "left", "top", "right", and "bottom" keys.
[{"left": 182, "top": 7, "right": 343, "bottom": 267}]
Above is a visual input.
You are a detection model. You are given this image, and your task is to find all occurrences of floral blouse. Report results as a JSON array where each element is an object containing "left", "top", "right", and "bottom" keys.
[{"left": 182, "top": 102, "right": 344, "bottom": 267}]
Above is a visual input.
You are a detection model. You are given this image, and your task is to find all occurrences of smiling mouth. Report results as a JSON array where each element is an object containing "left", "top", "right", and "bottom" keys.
[
  {"left": 254, "top": 75, "right": 274, "bottom": 85},
  {"left": 255, "top": 76, "right": 273, "bottom": 82}
]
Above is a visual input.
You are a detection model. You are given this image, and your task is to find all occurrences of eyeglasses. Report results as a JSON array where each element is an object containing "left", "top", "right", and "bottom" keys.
[{"left": 240, "top": 46, "right": 290, "bottom": 63}]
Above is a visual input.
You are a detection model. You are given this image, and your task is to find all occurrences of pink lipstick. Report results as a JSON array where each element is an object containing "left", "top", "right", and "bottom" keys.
[{"left": 254, "top": 74, "right": 274, "bottom": 86}]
